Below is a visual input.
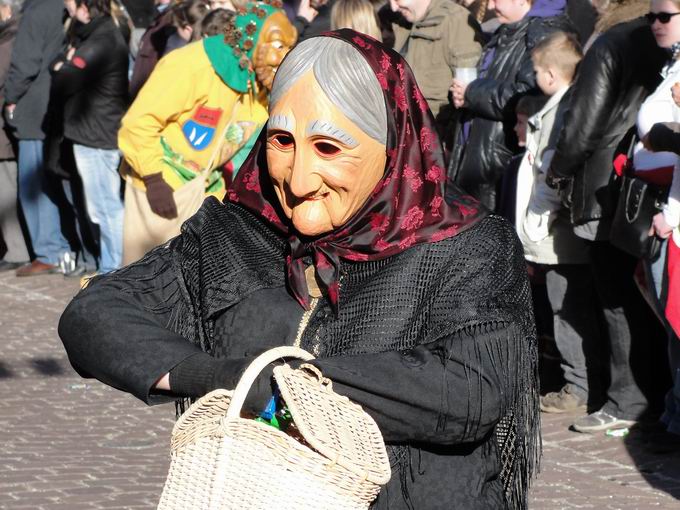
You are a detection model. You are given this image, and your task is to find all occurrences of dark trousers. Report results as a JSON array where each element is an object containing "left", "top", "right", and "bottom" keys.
[
  {"left": 589, "top": 241, "right": 658, "bottom": 420},
  {"left": 545, "top": 264, "right": 601, "bottom": 403}
]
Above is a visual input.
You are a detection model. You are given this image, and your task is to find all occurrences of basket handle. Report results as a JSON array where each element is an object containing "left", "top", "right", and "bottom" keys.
[
  {"left": 298, "top": 363, "right": 333, "bottom": 390},
  {"left": 225, "top": 346, "right": 315, "bottom": 419}
]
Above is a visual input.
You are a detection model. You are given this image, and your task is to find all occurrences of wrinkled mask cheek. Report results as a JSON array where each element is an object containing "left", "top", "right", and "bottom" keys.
[
  {"left": 323, "top": 149, "right": 387, "bottom": 231},
  {"left": 356, "top": 154, "right": 387, "bottom": 213}
]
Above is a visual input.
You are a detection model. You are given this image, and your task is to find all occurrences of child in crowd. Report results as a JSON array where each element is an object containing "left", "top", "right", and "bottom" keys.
[
  {"left": 496, "top": 94, "right": 547, "bottom": 225},
  {"left": 516, "top": 31, "right": 601, "bottom": 414},
  {"left": 498, "top": 94, "right": 553, "bottom": 352}
]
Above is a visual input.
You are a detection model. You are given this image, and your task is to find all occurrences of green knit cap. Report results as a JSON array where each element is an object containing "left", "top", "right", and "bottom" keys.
[{"left": 203, "top": 1, "right": 283, "bottom": 93}]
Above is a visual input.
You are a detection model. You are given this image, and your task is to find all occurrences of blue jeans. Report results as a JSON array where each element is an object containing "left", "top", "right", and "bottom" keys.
[
  {"left": 17, "top": 140, "right": 70, "bottom": 265},
  {"left": 73, "top": 145, "right": 123, "bottom": 273}
]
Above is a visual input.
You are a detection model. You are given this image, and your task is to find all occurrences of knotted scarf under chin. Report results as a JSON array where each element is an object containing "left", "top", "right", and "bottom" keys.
[{"left": 287, "top": 237, "right": 340, "bottom": 311}]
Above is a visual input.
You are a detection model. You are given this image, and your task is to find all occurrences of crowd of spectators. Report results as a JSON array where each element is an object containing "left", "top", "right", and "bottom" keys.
[{"left": 1, "top": 0, "right": 679, "bottom": 448}]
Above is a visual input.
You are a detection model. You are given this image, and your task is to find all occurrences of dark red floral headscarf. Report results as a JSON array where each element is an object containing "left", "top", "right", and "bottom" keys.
[{"left": 226, "top": 29, "right": 483, "bottom": 314}]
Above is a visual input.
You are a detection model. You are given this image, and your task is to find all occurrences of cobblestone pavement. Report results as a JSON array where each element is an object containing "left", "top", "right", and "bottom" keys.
[{"left": 1, "top": 272, "right": 679, "bottom": 509}]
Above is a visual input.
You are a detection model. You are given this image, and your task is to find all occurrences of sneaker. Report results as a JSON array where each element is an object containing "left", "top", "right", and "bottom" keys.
[
  {"left": 571, "top": 410, "right": 636, "bottom": 433},
  {"left": 58, "top": 252, "right": 76, "bottom": 275},
  {"left": 540, "top": 385, "right": 587, "bottom": 414}
]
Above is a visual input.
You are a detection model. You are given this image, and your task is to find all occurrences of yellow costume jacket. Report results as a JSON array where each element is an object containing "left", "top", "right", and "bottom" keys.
[{"left": 118, "top": 40, "right": 268, "bottom": 195}]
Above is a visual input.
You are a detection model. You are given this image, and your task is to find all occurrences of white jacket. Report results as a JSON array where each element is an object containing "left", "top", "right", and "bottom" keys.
[
  {"left": 516, "top": 86, "right": 589, "bottom": 265},
  {"left": 634, "top": 59, "right": 680, "bottom": 230}
]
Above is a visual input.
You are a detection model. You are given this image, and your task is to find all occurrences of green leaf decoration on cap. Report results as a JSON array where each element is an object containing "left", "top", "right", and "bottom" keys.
[{"left": 203, "top": 0, "right": 284, "bottom": 93}]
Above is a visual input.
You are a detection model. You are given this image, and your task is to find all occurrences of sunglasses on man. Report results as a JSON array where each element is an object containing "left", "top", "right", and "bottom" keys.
[{"left": 646, "top": 11, "right": 680, "bottom": 24}]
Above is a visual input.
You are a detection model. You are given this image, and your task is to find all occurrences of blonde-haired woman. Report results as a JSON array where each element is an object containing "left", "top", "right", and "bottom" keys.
[{"left": 331, "top": 0, "right": 381, "bottom": 41}]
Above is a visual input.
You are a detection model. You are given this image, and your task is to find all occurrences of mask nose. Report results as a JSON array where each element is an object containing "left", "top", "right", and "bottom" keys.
[{"left": 288, "top": 147, "right": 323, "bottom": 199}]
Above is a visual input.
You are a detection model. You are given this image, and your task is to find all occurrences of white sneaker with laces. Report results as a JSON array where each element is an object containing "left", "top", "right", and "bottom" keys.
[{"left": 571, "top": 410, "right": 636, "bottom": 433}]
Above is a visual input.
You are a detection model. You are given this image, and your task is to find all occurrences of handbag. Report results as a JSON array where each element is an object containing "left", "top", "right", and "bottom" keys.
[
  {"left": 609, "top": 173, "right": 667, "bottom": 259},
  {"left": 157, "top": 346, "right": 391, "bottom": 510},
  {"left": 122, "top": 102, "right": 240, "bottom": 265}
]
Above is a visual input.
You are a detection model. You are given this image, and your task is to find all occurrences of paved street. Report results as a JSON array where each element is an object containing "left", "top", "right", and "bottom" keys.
[{"left": 1, "top": 271, "right": 679, "bottom": 509}]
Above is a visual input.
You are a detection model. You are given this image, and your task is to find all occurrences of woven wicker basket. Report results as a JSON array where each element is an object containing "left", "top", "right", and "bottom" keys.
[{"left": 157, "top": 346, "right": 391, "bottom": 510}]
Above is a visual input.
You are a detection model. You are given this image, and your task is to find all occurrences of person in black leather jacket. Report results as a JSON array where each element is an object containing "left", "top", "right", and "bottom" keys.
[
  {"left": 51, "top": 0, "right": 129, "bottom": 275},
  {"left": 447, "top": 0, "right": 572, "bottom": 211},
  {"left": 54, "top": 4, "right": 129, "bottom": 157},
  {"left": 545, "top": 16, "right": 668, "bottom": 433},
  {"left": 547, "top": 17, "right": 665, "bottom": 228}
]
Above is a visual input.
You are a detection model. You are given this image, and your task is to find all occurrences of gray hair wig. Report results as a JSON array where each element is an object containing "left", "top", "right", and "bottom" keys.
[
  {"left": 269, "top": 37, "right": 387, "bottom": 145},
  {"left": 0, "top": 0, "right": 23, "bottom": 11}
]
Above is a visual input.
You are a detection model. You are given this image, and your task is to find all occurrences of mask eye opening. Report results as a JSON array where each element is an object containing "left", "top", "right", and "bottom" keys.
[
  {"left": 269, "top": 132, "right": 295, "bottom": 150},
  {"left": 314, "top": 141, "right": 341, "bottom": 156}
]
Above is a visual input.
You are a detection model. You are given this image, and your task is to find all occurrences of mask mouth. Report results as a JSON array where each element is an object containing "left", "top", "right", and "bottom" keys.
[
  {"left": 281, "top": 181, "right": 332, "bottom": 208},
  {"left": 304, "top": 192, "right": 330, "bottom": 202}
]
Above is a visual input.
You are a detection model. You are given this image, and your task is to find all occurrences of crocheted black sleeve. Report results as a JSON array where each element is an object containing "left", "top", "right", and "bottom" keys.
[
  {"left": 307, "top": 319, "right": 522, "bottom": 445},
  {"left": 58, "top": 240, "right": 205, "bottom": 405}
]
